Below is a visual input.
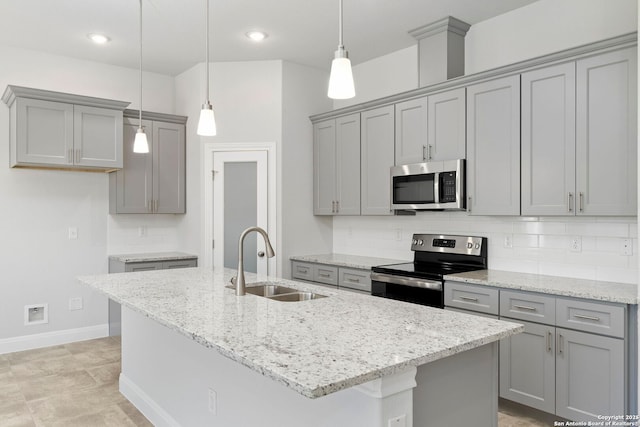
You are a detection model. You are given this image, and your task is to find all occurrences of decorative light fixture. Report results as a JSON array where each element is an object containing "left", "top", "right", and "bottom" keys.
[
  {"left": 197, "top": 0, "right": 217, "bottom": 136},
  {"left": 327, "top": 0, "right": 355, "bottom": 99},
  {"left": 87, "top": 33, "right": 110, "bottom": 44},
  {"left": 245, "top": 30, "right": 267, "bottom": 42},
  {"left": 133, "top": 0, "right": 149, "bottom": 153}
]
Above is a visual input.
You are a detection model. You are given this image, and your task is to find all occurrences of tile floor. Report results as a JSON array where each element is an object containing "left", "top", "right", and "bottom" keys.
[{"left": 0, "top": 337, "right": 556, "bottom": 426}]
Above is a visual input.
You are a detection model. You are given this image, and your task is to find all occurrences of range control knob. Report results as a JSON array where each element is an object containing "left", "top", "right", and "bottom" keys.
[
  {"left": 413, "top": 239, "right": 418, "bottom": 245},
  {"left": 467, "top": 242, "right": 473, "bottom": 249},
  {"left": 418, "top": 239, "right": 424, "bottom": 246}
]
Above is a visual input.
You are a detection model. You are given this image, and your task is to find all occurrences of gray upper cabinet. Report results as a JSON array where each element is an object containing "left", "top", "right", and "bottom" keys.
[
  {"left": 576, "top": 47, "right": 637, "bottom": 215},
  {"left": 521, "top": 63, "right": 576, "bottom": 216},
  {"left": 361, "top": 105, "right": 394, "bottom": 215},
  {"left": 466, "top": 75, "right": 521, "bottom": 215},
  {"left": 427, "top": 87, "right": 466, "bottom": 161},
  {"left": 313, "top": 114, "right": 360, "bottom": 215},
  {"left": 2, "top": 86, "right": 128, "bottom": 170},
  {"left": 109, "top": 111, "right": 186, "bottom": 214},
  {"left": 394, "top": 97, "right": 427, "bottom": 165}
]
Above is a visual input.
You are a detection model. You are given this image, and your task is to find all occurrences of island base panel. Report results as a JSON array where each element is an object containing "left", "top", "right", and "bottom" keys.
[{"left": 120, "top": 306, "right": 499, "bottom": 427}]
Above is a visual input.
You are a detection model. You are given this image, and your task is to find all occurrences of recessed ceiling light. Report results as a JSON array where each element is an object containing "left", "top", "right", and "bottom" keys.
[
  {"left": 245, "top": 31, "right": 267, "bottom": 42},
  {"left": 87, "top": 33, "right": 111, "bottom": 44}
]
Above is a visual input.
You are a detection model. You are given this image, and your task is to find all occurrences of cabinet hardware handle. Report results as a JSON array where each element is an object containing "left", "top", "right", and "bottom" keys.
[
  {"left": 155, "top": 200, "right": 158, "bottom": 213},
  {"left": 579, "top": 192, "right": 584, "bottom": 212},
  {"left": 346, "top": 278, "right": 360, "bottom": 283},
  {"left": 422, "top": 145, "right": 427, "bottom": 160},
  {"left": 148, "top": 199, "right": 153, "bottom": 213},
  {"left": 557, "top": 334, "right": 564, "bottom": 355},
  {"left": 319, "top": 273, "right": 331, "bottom": 278},
  {"left": 467, "top": 196, "right": 472, "bottom": 213},
  {"left": 67, "top": 148, "right": 73, "bottom": 163},
  {"left": 459, "top": 295, "right": 479, "bottom": 302},
  {"left": 336, "top": 201, "right": 340, "bottom": 212},
  {"left": 547, "top": 331, "right": 552, "bottom": 353},
  {"left": 427, "top": 144, "right": 433, "bottom": 160},
  {"left": 513, "top": 304, "right": 537, "bottom": 312},
  {"left": 332, "top": 201, "right": 336, "bottom": 213},
  {"left": 568, "top": 192, "right": 573, "bottom": 213},
  {"left": 77, "top": 148, "right": 82, "bottom": 164},
  {"left": 573, "top": 313, "right": 601, "bottom": 322}
]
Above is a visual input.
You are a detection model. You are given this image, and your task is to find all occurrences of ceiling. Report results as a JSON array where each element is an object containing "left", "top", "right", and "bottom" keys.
[{"left": 0, "top": 0, "right": 539, "bottom": 76}]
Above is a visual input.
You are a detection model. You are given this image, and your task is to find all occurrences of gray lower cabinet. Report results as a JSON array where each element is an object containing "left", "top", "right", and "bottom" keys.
[
  {"left": 2, "top": 85, "right": 128, "bottom": 170},
  {"left": 291, "top": 261, "right": 371, "bottom": 294},
  {"left": 498, "top": 288, "right": 627, "bottom": 422},
  {"left": 361, "top": 105, "right": 394, "bottom": 215},
  {"left": 108, "top": 254, "right": 197, "bottom": 336},
  {"left": 109, "top": 111, "right": 186, "bottom": 214},
  {"left": 313, "top": 114, "right": 360, "bottom": 215},
  {"left": 466, "top": 75, "right": 521, "bottom": 215}
]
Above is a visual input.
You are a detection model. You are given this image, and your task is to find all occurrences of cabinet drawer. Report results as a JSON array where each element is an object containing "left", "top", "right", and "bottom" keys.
[
  {"left": 291, "top": 261, "right": 314, "bottom": 281},
  {"left": 125, "top": 262, "right": 163, "bottom": 272},
  {"left": 314, "top": 265, "right": 338, "bottom": 286},
  {"left": 500, "top": 290, "right": 556, "bottom": 325},
  {"left": 338, "top": 268, "right": 371, "bottom": 292},
  {"left": 556, "top": 298, "right": 625, "bottom": 338},
  {"left": 163, "top": 259, "right": 197, "bottom": 269},
  {"left": 445, "top": 282, "right": 499, "bottom": 315},
  {"left": 445, "top": 307, "right": 499, "bottom": 320}
]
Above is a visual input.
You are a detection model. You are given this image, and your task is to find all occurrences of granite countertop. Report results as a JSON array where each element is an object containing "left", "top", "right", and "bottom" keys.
[
  {"left": 290, "top": 253, "right": 408, "bottom": 270},
  {"left": 78, "top": 267, "right": 522, "bottom": 399},
  {"left": 444, "top": 269, "right": 639, "bottom": 305},
  {"left": 109, "top": 252, "right": 198, "bottom": 263}
]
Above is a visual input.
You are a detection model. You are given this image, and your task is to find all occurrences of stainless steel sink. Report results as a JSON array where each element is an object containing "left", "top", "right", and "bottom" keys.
[
  {"left": 227, "top": 282, "right": 327, "bottom": 302},
  {"left": 267, "top": 292, "right": 327, "bottom": 302}
]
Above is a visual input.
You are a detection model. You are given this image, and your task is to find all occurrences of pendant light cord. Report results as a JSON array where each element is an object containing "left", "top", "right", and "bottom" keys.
[
  {"left": 205, "top": 0, "right": 210, "bottom": 103},
  {"left": 139, "top": 0, "right": 143, "bottom": 128},
  {"left": 338, "top": 0, "right": 344, "bottom": 49}
]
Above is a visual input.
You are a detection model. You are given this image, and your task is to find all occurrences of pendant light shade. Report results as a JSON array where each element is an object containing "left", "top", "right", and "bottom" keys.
[
  {"left": 197, "top": 0, "right": 217, "bottom": 136},
  {"left": 328, "top": 0, "right": 355, "bottom": 100},
  {"left": 133, "top": 0, "right": 149, "bottom": 153}
]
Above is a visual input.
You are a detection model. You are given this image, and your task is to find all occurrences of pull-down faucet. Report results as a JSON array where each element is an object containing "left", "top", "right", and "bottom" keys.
[{"left": 231, "top": 226, "right": 275, "bottom": 296}]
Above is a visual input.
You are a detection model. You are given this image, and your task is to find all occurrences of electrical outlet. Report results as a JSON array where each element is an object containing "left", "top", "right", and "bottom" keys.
[
  {"left": 503, "top": 234, "right": 513, "bottom": 248},
  {"left": 208, "top": 388, "right": 217, "bottom": 414},
  {"left": 395, "top": 229, "right": 402, "bottom": 241},
  {"left": 68, "top": 227, "right": 78, "bottom": 240},
  {"left": 388, "top": 414, "right": 406, "bottom": 427},
  {"left": 622, "top": 238, "right": 633, "bottom": 256},
  {"left": 570, "top": 236, "right": 582, "bottom": 252},
  {"left": 24, "top": 304, "right": 48, "bottom": 325},
  {"left": 69, "top": 297, "right": 83, "bottom": 311}
]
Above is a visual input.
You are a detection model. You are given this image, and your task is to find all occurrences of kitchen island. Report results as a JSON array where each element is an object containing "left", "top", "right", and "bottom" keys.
[{"left": 78, "top": 267, "right": 523, "bottom": 427}]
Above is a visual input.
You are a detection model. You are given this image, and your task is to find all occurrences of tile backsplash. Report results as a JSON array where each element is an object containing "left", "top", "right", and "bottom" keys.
[{"left": 332, "top": 213, "right": 638, "bottom": 284}]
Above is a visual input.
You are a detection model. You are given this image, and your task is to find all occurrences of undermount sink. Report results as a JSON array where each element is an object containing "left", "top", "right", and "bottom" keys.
[{"left": 227, "top": 282, "right": 327, "bottom": 302}]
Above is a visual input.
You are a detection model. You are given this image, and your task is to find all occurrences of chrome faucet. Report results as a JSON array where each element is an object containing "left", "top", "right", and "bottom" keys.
[{"left": 231, "top": 226, "right": 275, "bottom": 296}]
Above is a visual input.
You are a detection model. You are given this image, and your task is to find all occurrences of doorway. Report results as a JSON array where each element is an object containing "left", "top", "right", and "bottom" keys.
[{"left": 203, "top": 143, "right": 277, "bottom": 276}]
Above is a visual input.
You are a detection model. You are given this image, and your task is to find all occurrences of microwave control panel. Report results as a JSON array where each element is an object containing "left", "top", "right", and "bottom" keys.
[{"left": 439, "top": 172, "right": 457, "bottom": 203}]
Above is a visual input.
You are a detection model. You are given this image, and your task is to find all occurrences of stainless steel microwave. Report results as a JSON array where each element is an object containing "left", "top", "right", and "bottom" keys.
[{"left": 390, "top": 159, "right": 465, "bottom": 211}]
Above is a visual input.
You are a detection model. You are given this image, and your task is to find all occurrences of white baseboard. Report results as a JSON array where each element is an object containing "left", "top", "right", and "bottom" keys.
[
  {"left": 0, "top": 324, "right": 109, "bottom": 355},
  {"left": 119, "top": 373, "right": 181, "bottom": 427}
]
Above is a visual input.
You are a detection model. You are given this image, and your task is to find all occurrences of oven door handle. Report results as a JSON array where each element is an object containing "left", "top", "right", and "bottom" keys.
[{"left": 371, "top": 272, "right": 442, "bottom": 291}]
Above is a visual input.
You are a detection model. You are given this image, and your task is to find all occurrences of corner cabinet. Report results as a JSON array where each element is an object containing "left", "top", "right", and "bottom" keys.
[
  {"left": 109, "top": 110, "right": 187, "bottom": 214},
  {"left": 2, "top": 85, "right": 129, "bottom": 171},
  {"left": 466, "top": 75, "right": 521, "bottom": 215},
  {"left": 313, "top": 114, "right": 360, "bottom": 215},
  {"left": 361, "top": 105, "right": 394, "bottom": 215}
]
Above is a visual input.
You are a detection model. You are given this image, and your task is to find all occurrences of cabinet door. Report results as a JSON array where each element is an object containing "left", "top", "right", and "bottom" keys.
[
  {"left": 466, "top": 76, "right": 521, "bottom": 215},
  {"left": 555, "top": 328, "right": 624, "bottom": 421},
  {"left": 576, "top": 47, "right": 637, "bottom": 215},
  {"left": 313, "top": 119, "right": 337, "bottom": 215},
  {"left": 521, "top": 63, "right": 576, "bottom": 216},
  {"left": 74, "top": 105, "right": 123, "bottom": 168},
  {"left": 153, "top": 121, "right": 186, "bottom": 213},
  {"left": 394, "top": 97, "right": 427, "bottom": 165},
  {"left": 499, "top": 320, "right": 555, "bottom": 414},
  {"left": 427, "top": 87, "right": 466, "bottom": 160},
  {"left": 15, "top": 98, "right": 73, "bottom": 166},
  {"left": 335, "top": 114, "right": 360, "bottom": 215},
  {"left": 361, "top": 106, "right": 394, "bottom": 215},
  {"left": 109, "top": 118, "right": 153, "bottom": 214}
]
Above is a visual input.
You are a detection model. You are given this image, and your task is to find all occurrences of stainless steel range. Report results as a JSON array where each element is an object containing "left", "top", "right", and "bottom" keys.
[{"left": 371, "top": 234, "right": 487, "bottom": 308}]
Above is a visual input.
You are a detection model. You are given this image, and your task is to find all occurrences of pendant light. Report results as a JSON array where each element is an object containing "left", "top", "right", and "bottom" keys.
[
  {"left": 197, "top": 0, "right": 217, "bottom": 136},
  {"left": 133, "top": 0, "right": 149, "bottom": 153},
  {"left": 327, "top": 0, "right": 355, "bottom": 99}
]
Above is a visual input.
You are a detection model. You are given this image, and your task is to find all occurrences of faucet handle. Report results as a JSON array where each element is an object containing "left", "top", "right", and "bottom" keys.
[{"left": 230, "top": 276, "right": 237, "bottom": 285}]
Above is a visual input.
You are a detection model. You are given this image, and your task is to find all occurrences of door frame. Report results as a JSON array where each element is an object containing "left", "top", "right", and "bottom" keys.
[{"left": 202, "top": 142, "right": 277, "bottom": 275}]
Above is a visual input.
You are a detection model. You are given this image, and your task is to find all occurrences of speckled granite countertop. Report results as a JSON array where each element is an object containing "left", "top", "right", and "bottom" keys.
[
  {"left": 444, "top": 270, "right": 638, "bottom": 305},
  {"left": 108, "top": 252, "right": 198, "bottom": 263},
  {"left": 78, "top": 267, "right": 522, "bottom": 398},
  {"left": 290, "top": 253, "right": 408, "bottom": 270}
]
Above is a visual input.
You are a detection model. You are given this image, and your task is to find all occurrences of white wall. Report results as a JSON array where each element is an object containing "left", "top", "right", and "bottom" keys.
[{"left": 0, "top": 46, "right": 175, "bottom": 344}]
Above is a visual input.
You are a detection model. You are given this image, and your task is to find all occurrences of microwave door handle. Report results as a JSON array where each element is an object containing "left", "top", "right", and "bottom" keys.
[{"left": 433, "top": 172, "right": 440, "bottom": 204}]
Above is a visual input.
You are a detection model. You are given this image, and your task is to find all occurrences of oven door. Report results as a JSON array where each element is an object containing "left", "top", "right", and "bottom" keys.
[{"left": 370, "top": 272, "right": 443, "bottom": 308}]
